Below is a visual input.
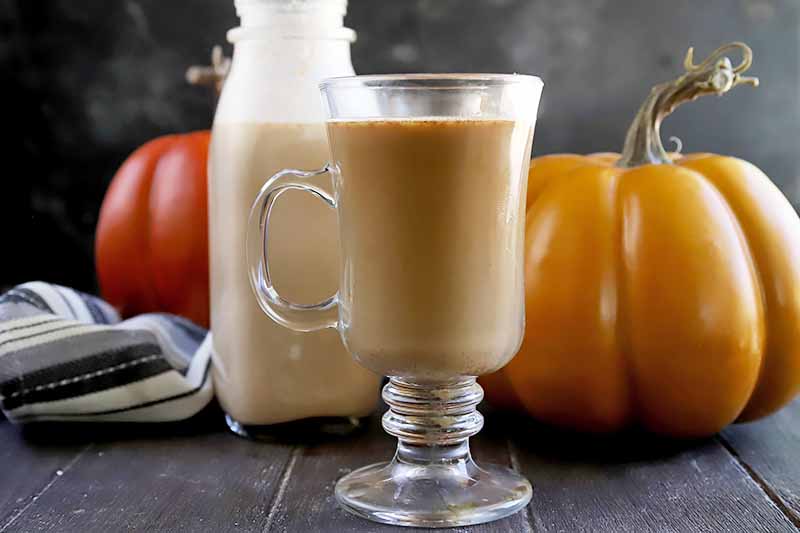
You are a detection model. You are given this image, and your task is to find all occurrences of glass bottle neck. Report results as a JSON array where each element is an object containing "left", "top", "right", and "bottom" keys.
[
  {"left": 238, "top": 4, "right": 344, "bottom": 28},
  {"left": 216, "top": 1, "right": 355, "bottom": 123},
  {"left": 230, "top": 1, "right": 355, "bottom": 42}
]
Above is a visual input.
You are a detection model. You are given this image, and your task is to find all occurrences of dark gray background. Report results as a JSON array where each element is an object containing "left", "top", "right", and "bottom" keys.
[{"left": 2, "top": 0, "right": 798, "bottom": 291}]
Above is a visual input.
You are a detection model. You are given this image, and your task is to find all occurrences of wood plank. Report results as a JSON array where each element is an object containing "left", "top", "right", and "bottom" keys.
[
  {"left": 267, "top": 407, "right": 533, "bottom": 533},
  {"left": 0, "top": 420, "right": 88, "bottom": 532},
  {"left": 721, "top": 398, "right": 800, "bottom": 527},
  {"left": 6, "top": 410, "right": 293, "bottom": 533},
  {"left": 506, "top": 414, "right": 797, "bottom": 533},
  {"left": 4, "top": 401, "right": 797, "bottom": 532}
]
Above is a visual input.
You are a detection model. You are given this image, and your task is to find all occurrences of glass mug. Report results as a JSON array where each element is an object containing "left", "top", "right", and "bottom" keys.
[{"left": 247, "top": 74, "right": 543, "bottom": 528}]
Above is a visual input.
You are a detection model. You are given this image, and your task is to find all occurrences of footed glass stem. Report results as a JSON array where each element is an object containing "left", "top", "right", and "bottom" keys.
[{"left": 335, "top": 377, "right": 532, "bottom": 528}]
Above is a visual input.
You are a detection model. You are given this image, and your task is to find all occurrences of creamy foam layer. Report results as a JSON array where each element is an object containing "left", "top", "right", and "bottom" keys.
[{"left": 326, "top": 117, "right": 520, "bottom": 126}]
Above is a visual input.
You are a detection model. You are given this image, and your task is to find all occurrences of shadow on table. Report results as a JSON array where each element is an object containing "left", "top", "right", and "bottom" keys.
[
  {"left": 14, "top": 398, "right": 712, "bottom": 464},
  {"left": 16, "top": 400, "right": 376, "bottom": 448},
  {"left": 16, "top": 401, "right": 228, "bottom": 447},
  {"left": 480, "top": 404, "right": 714, "bottom": 465}
]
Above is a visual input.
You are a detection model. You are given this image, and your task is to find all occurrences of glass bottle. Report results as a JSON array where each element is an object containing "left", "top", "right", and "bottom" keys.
[{"left": 208, "top": 0, "right": 379, "bottom": 439}]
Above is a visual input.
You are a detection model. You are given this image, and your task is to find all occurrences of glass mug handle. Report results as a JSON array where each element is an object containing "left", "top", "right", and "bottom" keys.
[{"left": 246, "top": 165, "right": 339, "bottom": 332}]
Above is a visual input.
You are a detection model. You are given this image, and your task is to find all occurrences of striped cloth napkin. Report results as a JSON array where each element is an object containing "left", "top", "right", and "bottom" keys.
[{"left": 0, "top": 282, "right": 213, "bottom": 423}]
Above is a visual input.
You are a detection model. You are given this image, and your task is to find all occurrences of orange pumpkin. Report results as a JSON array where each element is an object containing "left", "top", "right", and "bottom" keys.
[
  {"left": 481, "top": 43, "right": 800, "bottom": 437},
  {"left": 95, "top": 131, "right": 210, "bottom": 327}
]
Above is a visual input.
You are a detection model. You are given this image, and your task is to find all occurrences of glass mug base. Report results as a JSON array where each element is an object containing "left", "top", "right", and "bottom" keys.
[
  {"left": 335, "top": 378, "right": 532, "bottom": 528},
  {"left": 336, "top": 455, "right": 532, "bottom": 528}
]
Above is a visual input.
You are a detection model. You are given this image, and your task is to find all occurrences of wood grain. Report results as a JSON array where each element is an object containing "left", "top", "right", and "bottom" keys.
[
  {"left": 5, "top": 412, "right": 293, "bottom": 533},
  {"left": 504, "top": 413, "right": 797, "bottom": 533},
  {"left": 722, "top": 398, "right": 800, "bottom": 527},
  {"left": 0, "top": 422, "right": 87, "bottom": 532}
]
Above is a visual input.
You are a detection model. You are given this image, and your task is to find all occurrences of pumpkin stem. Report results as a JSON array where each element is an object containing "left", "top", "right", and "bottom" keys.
[
  {"left": 617, "top": 42, "right": 759, "bottom": 168},
  {"left": 186, "top": 45, "right": 231, "bottom": 97}
]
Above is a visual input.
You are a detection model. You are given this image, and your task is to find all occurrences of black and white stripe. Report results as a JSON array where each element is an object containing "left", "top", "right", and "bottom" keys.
[{"left": 0, "top": 283, "right": 213, "bottom": 423}]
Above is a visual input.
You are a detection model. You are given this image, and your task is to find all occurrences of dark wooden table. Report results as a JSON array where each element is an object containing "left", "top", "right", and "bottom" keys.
[{"left": 0, "top": 399, "right": 798, "bottom": 533}]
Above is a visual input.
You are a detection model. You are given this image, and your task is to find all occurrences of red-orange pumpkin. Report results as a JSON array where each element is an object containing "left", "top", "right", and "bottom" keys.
[{"left": 95, "top": 131, "right": 210, "bottom": 327}]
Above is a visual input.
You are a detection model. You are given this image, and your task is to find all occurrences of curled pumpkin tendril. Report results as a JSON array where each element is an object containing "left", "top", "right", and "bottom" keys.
[{"left": 682, "top": 42, "right": 759, "bottom": 93}]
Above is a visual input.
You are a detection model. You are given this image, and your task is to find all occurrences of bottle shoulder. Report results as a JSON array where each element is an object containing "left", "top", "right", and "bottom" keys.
[{"left": 213, "top": 41, "right": 354, "bottom": 124}]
